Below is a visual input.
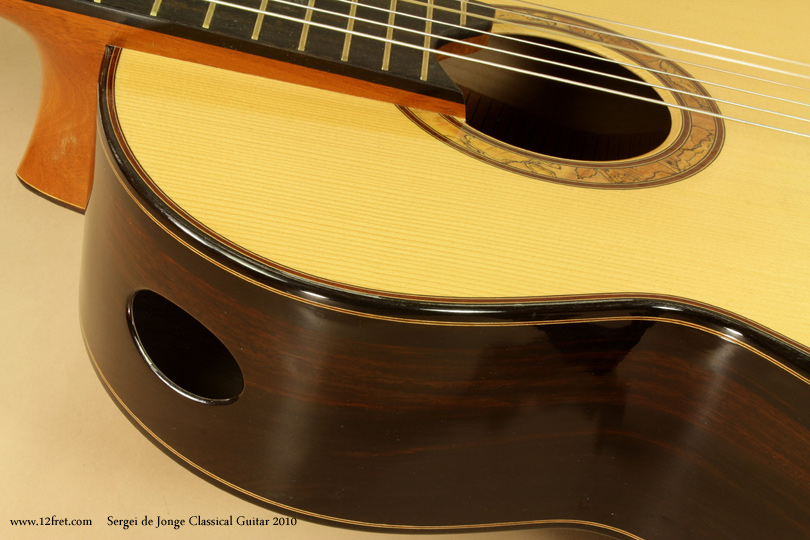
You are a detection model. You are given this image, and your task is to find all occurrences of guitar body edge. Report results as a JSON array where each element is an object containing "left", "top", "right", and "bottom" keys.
[{"left": 78, "top": 47, "right": 810, "bottom": 539}]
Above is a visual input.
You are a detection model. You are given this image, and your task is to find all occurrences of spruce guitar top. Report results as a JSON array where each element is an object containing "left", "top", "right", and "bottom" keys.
[{"left": 2, "top": 0, "right": 810, "bottom": 538}]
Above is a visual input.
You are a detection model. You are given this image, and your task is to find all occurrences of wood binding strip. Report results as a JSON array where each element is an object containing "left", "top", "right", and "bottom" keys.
[
  {"left": 97, "top": 49, "right": 810, "bottom": 386},
  {"left": 107, "top": 46, "right": 810, "bottom": 355}
]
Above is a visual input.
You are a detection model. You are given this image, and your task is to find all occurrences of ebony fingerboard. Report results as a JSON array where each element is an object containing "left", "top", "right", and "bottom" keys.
[{"left": 28, "top": 0, "right": 494, "bottom": 101}]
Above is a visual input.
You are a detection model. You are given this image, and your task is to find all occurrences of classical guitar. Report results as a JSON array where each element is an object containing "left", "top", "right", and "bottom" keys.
[{"left": 3, "top": 0, "right": 810, "bottom": 538}]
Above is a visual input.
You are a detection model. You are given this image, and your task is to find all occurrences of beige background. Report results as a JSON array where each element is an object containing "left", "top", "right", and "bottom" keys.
[{"left": 0, "top": 17, "right": 603, "bottom": 540}]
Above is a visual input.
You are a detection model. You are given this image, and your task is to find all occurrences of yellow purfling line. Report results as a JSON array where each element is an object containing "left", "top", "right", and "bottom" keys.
[
  {"left": 83, "top": 323, "right": 648, "bottom": 538},
  {"left": 106, "top": 141, "right": 810, "bottom": 388}
]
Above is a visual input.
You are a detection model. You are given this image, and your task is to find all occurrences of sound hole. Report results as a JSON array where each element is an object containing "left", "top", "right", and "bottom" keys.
[
  {"left": 128, "top": 290, "right": 243, "bottom": 404},
  {"left": 439, "top": 35, "right": 672, "bottom": 161}
]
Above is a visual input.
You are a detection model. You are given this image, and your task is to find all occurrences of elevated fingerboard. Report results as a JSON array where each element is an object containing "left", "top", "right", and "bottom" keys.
[{"left": 37, "top": 0, "right": 494, "bottom": 100}]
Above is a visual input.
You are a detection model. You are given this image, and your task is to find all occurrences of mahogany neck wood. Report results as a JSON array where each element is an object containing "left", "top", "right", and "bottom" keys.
[{"left": 0, "top": 0, "right": 476, "bottom": 209}]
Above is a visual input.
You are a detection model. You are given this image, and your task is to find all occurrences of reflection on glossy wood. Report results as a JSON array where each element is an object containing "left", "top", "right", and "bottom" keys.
[
  {"left": 111, "top": 46, "right": 810, "bottom": 354},
  {"left": 76, "top": 48, "right": 810, "bottom": 539}
]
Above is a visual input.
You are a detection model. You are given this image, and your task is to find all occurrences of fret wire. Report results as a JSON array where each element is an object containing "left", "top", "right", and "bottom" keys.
[
  {"left": 149, "top": 0, "right": 163, "bottom": 17},
  {"left": 252, "top": 0, "right": 270, "bottom": 40},
  {"left": 459, "top": 0, "right": 466, "bottom": 26},
  {"left": 341, "top": 0, "right": 359, "bottom": 62},
  {"left": 193, "top": 0, "right": 810, "bottom": 137},
  {"left": 298, "top": 0, "right": 317, "bottom": 52},
  {"left": 420, "top": 0, "right": 434, "bottom": 81},
  {"left": 381, "top": 0, "right": 397, "bottom": 71},
  {"left": 203, "top": 2, "right": 217, "bottom": 28}
]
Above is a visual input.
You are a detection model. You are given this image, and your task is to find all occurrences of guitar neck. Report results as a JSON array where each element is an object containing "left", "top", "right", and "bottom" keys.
[
  {"left": 23, "top": 0, "right": 493, "bottom": 103},
  {"left": 0, "top": 0, "right": 490, "bottom": 209}
]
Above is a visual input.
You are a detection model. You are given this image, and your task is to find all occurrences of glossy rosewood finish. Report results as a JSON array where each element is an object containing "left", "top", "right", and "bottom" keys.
[
  {"left": 77, "top": 50, "right": 810, "bottom": 540},
  {"left": 0, "top": 0, "right": 467, "bottom": 209}
]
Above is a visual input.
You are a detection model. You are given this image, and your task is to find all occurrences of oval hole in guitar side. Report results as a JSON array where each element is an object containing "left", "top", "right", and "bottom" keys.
[
  {"left": 128, "top": 290, "right": 243, "bottom": 404},
  {"left": 439, "top": 35, "right": 672, "bottom": 161}
]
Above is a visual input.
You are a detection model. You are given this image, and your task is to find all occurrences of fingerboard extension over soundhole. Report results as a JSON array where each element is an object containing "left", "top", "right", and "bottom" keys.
[
  {"left": 441, "top": 34, "right": 672, "bottom": 161},
  {"left": 66, "top": 0, "right": 495, "bottom": 100}
]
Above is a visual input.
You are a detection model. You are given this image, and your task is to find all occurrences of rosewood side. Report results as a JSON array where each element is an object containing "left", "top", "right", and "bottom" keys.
[{"left": 77, "top": 48, "right": 810, "bottom": 540}]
